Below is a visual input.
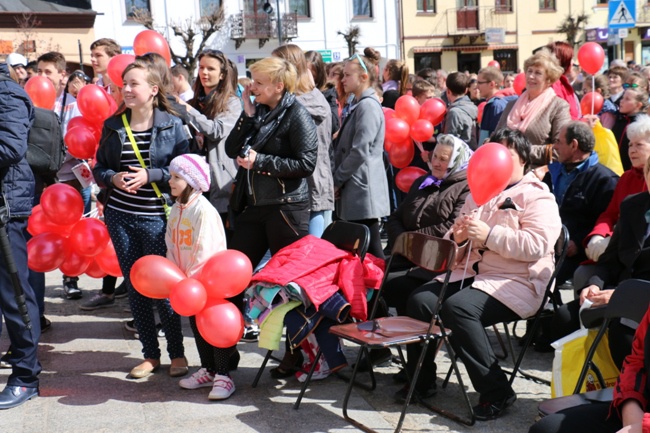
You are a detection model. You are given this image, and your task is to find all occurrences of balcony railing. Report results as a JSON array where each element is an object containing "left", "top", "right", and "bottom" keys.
[
  {"left": 444, "top": 5, "right": 514, "bottom": 35},
  {"left": 229, "top": 11, "right": 298, "bottom": 49}
]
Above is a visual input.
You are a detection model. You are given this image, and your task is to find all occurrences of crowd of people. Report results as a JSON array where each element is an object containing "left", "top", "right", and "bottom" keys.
[{"left": 0, "top": 37, "right": 648, "bottom": 433}]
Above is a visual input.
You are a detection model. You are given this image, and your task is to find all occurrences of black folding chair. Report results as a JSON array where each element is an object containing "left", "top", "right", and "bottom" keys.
[
  {"left": 504, "top": 224, "right": 570, "bottom": 385},
  {"left": 538, "top": 279, "right": 650, "bottom": 417},
  {"left": 250, "top": 221, "right": 370, "bottom": 409},
  {"left": 330, "top": 232, "right": 474, "bottom": 433}
]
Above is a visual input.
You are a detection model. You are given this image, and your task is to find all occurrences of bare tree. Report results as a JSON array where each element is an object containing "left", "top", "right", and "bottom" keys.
[
  {"left": 337, "top": 25, "right": 361, "bottom": 58},
  {"left": 556, "top": 13, "right": 589, "bottom": 48},
  {"left": 131, "top": 5, "right": 225, "bottom": 77},
  {"left": 13, "top": 13, "right": 61, "bottom": 59}
]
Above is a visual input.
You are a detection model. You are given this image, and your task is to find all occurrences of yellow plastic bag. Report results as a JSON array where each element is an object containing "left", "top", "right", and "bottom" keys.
[
  {"left": 550, "top": 327, "right": 620, "bottom": 398},
  {"left": 593, "top": 120, "right": 624, "bottom": 176}
]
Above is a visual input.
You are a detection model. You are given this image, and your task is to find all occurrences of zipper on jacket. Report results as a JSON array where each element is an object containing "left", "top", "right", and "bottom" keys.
[
  {"left": 280, "top": 210, "right": 300, "bottom": 237},
  {"left": 173, "top": 206, "right": 183, "bottom": 261},
  {"left": 278, "top": 179, "right": 286, "bottom": 195}
]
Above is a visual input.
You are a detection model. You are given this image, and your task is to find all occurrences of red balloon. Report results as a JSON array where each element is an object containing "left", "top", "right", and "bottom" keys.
[
  {"left": 477, "top": 101, "right": 487, "bottom": 124},
  {"left": 66, "top": 126, "right": 99, "bottom": 160},
  {"left": 95, "top": 241, "right": 123, "bottom": 277},
  {"left": 85, "top": 259, "right": 108, "bottom": 278},
  {"left": 170, "top": 278, "right": 208, "bottom": 317},
  {"left": 395, "top": 167, "right": 427, "bottom": 193},
  {"left": 67, "top": 116, "right": 102, "bottom": 141},
  {"left": 382, "top": 107, "right": 396, "bottom": 120},
  {"left": 419, "top": 98, "right": 446, "bottom": 125},
  {"left": 40, "top": 184, "right": 84, "bottom": 226},
  {"left": 385, "top": 117, "right": 411, "bottom": 143},
  {"left": 513, "top": 73, "right": 526, "bottom": 96},
  {"left": 131, "top": 255, "right": 186, "bottom": 299},
  {"left": 578, "top": 42, "right": 606, "bottom": 75},
  {"left": 24, "top": 76, "right": 56, "bottom": 110},
  {"left": 133, "top": 30, "right": 172, "bottom": 66},
  {"left": 77, "top": 84, "right": 117, "bottom": 125},
  {"left": 59, "top": 241, "right": 92, "bottom": 277},
  {"left": 106, "top": 54, "right": 136, "bottom": 88},
  {"left": 580, "top": 91, "right": 604, "bottom": 116},
  {"left": 68, "top": 218, "right": 110, "bottom": 257},
  {"left": 196, "top": 299, "right": 245, "bottom": 348},
  {"left": 467, "top": 142, "right": 513, "bottom": 206},
  {"left": 199, "top": 250, "right": 253, "bottom": 299},
  {"left": 27, "top": 232, "right": 66, "bottom": 273},
  {"left": 27, "top": 205, "right": 73, "bottom": 237},
  {"left": 395, "top": 95, "right": 421, "bottom": 125},
  {"left": 388, "top": 139, "right": 415, "bottom": 169},
  {"left": 487, "top": 60, "right": 501, "bottom": 69},
  {"left": 410, "top": 119, "right": 434, "bottom": 142}
]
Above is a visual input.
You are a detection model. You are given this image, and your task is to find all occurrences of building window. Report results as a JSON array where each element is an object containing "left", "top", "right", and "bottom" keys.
[
  {"left": 494, "top": 49, "right": 517, "bottom": 72},
  {"left": 539, "top": 0, "right": 555, "bottom": 10},
  {"left": 417, "top": 0, "right": 436, "bottom": 13},
  {"left": 199, "top": 0, "right": 221, "bottom": 17},
  {"left": 125, "top": 0, "right": 150, "bottom": 18},
  {"left": 414, "top": 53, "right": 441, "bottom": 72},
  {"left": 495, "top": 0, "right": 512, "bottom": 12},
  {"left": 289, "top": 0, "right": 310, "bottom": 17},
  {"left": 353, "top": 0, "right": 372, "bottom": 17}
]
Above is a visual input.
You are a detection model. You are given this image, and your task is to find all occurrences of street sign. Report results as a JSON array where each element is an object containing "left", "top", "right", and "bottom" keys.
[
  {"left": 608, "top": 0, "right": 636, "bottom": 29},
  {"left": 317, "top": 49, "right": 332, "bottom": 63}
]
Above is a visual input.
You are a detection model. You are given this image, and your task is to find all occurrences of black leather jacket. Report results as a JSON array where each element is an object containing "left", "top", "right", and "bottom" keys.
[{"left": 225, "top": 93, "right": 317, "bottom": 207}]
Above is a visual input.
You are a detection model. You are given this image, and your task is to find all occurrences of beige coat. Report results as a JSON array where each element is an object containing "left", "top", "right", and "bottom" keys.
[
  {"left": 440, "top": 172, "right": 562, "bottom": 319},
  {"left": 496, "top": 96, "right": 571, "bottom": 167}
]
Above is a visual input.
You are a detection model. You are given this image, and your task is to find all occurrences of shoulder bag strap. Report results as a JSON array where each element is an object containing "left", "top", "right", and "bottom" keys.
[{"left": 121, "top": 113, "right": 170, "bottom": 216}]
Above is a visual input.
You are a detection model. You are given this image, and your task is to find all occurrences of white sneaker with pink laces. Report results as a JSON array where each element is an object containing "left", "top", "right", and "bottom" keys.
[
  {"left": 208, "top": 375, "right": 235, "bottom": 400},
  {"left": 179, "top": 368, "right": 215, "bottom": 389}
]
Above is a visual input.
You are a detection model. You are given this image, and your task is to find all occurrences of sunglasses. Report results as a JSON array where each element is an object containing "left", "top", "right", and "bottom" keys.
[
  {"left": 70, "top": 70, "right": 91, "bottom": 83},
  {"left": 201, "top": 49, "right": 225, "bottom": 57},
  {"left": 623, "top": 83, "right": 640, "bottom": 89},
  {"left": 348, "top": 53, "right": 368, "bottom": 74}
]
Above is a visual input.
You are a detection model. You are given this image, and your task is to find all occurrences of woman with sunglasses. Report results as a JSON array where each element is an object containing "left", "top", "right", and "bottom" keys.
[
  {"left": 333, "top": 50, "right": 390, "bottom": 259},
  {"left": 611, "top": 83, "right": 650, "bottom": 170},
  {"left": 176, "top": 50, "right": 240, "bottom": 231}
]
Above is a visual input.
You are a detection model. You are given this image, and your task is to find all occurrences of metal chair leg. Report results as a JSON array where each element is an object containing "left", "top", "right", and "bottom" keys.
[{"left": 294, "top": 348, "right": 323, "bottom": 410}]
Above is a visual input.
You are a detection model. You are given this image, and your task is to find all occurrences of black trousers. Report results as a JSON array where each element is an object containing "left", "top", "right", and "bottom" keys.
[
  {"left": 0, "top": 219, "right": 41, "bottom": 388},
  {"left": 528, "top": 402, "right": 621, "bottom": 433},
  {"left": 406, "top": 279, "right": 520, "bottom": 402}
]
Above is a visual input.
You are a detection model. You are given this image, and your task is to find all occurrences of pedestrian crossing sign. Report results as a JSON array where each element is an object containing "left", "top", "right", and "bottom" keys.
[{"left": 608, "top": 0, "right": 636, "bottom": 29}]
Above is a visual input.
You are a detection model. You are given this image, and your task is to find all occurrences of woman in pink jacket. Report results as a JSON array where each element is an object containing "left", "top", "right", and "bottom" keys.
[{"left": 397, "top": 128, "right": 562, "bottom": 421}]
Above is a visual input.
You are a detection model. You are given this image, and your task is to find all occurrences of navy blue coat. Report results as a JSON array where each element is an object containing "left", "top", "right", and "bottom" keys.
[{"left": 0, "top": 63, "right": 35, "bottom": 218}]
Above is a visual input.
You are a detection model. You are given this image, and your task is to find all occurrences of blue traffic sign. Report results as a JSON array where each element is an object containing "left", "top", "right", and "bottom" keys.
[{"left": 608, "top": 0, "right": 636, "bottom": 29}]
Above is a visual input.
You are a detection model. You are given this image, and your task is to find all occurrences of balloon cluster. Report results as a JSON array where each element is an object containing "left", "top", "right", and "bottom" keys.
[
  {"left": 130, "top": 250, "right": 253, "bottom": 348},
  {"left": 27, "top": 184, "right": 120, "bottom": 278},
  {"left": 384, "top": 95, "right": 446, "bottom": 169}
]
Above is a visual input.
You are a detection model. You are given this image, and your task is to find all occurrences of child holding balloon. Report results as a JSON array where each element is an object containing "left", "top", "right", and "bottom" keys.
[
  {"left": 93, "top": 58, "right": 189, "bottom": 379},
  {"left": 164, "top": 153, "right": 237, "bottom": 400}
]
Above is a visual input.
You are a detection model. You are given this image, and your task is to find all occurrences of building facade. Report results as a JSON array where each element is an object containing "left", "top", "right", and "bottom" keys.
[{"left": 402, "top": 0, "right": 650, "bottom": 74}]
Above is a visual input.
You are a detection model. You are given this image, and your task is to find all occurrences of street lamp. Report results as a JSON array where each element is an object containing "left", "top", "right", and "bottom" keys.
[{"left": 263, "top": 0, "right": 282, "bottom": 45}]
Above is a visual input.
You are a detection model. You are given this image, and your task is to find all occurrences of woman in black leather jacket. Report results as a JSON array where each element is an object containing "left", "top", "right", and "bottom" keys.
[{"left": 224, "top": 57, "right": 317, "bottom": 377}]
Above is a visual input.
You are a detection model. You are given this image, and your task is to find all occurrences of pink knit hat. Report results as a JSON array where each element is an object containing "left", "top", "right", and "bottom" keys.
[{"left": 169, "top": 154, "right": 210, "bottom": 192}]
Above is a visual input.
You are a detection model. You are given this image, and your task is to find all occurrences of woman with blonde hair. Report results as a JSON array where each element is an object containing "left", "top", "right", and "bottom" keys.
[
  {"left": 272, "top": 44, "right": 334, "bottom": 237},
  {"left": 496, "top": 49, "right": 571, "bottom": 167}
]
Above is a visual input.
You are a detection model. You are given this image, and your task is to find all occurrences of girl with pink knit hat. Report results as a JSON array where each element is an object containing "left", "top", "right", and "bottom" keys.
[{"left": 165, "top": 154, "right": 233, "bottom": 400}]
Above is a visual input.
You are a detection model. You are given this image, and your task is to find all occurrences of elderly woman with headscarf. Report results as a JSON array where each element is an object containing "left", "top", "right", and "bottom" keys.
[
  {"left": 357, "top": 136, "right": 472, "bottom": 371},
  {"left": 496, "top": 49, "right": 572, "bottom": 168}
]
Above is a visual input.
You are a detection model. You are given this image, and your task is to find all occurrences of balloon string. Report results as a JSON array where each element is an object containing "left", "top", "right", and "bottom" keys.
[
  {"left": 414, "top": 140, "right": 424, "bottom": 153},
  {"left": 591, "top": 75, "right": 595, "bottom": 116},
  {"left": 457, "top": 239, "right": 473, "bottom": 292},
  {"left": 84, "top": 208, "right": 99, "bottom": 219}
]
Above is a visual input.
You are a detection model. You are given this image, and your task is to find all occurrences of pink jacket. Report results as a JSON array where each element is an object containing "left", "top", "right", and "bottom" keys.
[
  {"left": 165, "top": 193, "right": 227, "bottom": 278},
  {"left": 440, "top": 172, "right": 562, "bottom": 319}
]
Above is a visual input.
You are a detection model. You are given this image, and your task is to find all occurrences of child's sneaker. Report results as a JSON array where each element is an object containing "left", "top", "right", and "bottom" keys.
[
  {"left": 179, "top": 368, "right": 215, "bottom": 390},
  {"left": 208, "top": 375, "right": 235, "bottom": 400},
  {"left": 240, "top": 324, "right": 259, "bottom": 342}
]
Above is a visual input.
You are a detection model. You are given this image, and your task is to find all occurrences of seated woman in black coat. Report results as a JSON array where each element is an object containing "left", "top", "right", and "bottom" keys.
[{"left": 361, "top": 135, "right": 471, "bottom": 370}]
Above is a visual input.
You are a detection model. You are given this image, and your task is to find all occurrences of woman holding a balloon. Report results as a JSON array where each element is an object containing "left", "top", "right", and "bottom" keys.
[
  {"left": 93, "top": 58, "right": 189, "bottom": 379},
  {"left": 398, "top": 129, "right": 561, "bottom": 421},
  {"left": 497, "top": 49, "right": 571, "bottom": 168}
]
